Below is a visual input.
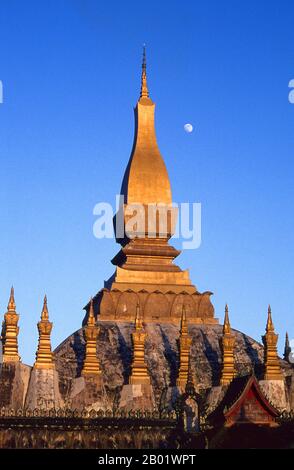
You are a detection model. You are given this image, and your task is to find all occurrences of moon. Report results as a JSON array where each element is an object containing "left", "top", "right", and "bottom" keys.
[{"left": 184, "top": 123, "right": 193, "bottom": 133}]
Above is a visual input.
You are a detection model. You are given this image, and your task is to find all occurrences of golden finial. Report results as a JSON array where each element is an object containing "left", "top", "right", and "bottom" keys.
[
  {"left": 223, "top": 304, "right": 231, "bottom": 335},
  {"left": 129, "top": 302, "right": 150, "bottom": 385},
  {"left": 266, "top": 305, "right": 274, "bottom": 332},
  {"left": 135, "top": 302, "right": 143, "bottom": 330},
  {"left": 82, "top": 298, "right": 101, "bottom": 376},
  {"left": 262, "top": 306, "right": 283, "bottom": 380},
  {"left": 2, "top": 287, "right": 21, "bottom": 363},
  {"left": 34, "top": 296, "right": 54, "bottom": 369},
  {"left": 41, "top": 295, "right": 49, "bottom": 321},
  {"left": 220, "top": 304, "right": 235, "bottom": 386},
  {"left": 87, "top": 298, "right": 95, "bottom": 327},
  {"left": 177, "top": 305, "right": 192, "bottom": 388},
  {"left": 7, "top": 286, "right": 16, "bottom": 312},
  {"left": 140, "top": 44, "right": 149, "bottom": 99},
  {"left": 180, "top": 305, "right": 188, "bottom": 336}
]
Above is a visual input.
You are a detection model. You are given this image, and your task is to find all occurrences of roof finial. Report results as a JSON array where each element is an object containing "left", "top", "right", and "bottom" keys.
[{"left": 140, "top": 44, "right": 149, "bottom": 99}]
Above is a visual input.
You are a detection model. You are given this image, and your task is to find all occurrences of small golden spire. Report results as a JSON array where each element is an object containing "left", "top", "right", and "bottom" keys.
[
  {"left": 220, "top": 304, "right": 236, "bottom": 386},
  {"left": 2, "top": 287, "right": 21, "bottom": 363},
  {"left": 7, "top": 286, "right": 16, "bottom": 311},
  {"left": 180, "top": 305, "right": 188, "bottom": 336},
  {"left": 223, "top": 304, "right": 231, "bottom": 335},
  {"left": 140, "top": 44, "right": 149, "bottom": 100},
  {"left": 177, "top": 306, "right": 192, "bottom": 388},
  {"left": 129, "top": 303, "right": 150, "bottom": 385},
  {"left": 41, "top": 295, "right": 49, "bottom": 320},
  {"left": 82, "top": 298, "right": 101, "bottom": 376},
  {"left": 34, "top": 296, "right": 54, "bottom": 369},
  {"left": 135, "top": 302, "right": 143, "bottom": 330},
  {"left": 266, "top": 305, "right": 274, "bottom": 332},
  {"left": 262, "top": 306, "right": 283, "bottom": 380},
  {"left": 87, "top": 297, "right": 95, "bottom": 327}
]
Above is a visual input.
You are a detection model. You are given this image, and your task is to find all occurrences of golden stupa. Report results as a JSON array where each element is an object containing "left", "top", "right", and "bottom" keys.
[{"left": 91, "top": 48, "right": 216, "bottom": 325}]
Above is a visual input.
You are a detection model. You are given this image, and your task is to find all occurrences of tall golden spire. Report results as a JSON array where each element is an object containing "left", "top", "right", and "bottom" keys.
[
  {"left": 82, "top": 298, "right": 101, "bottom": 376},
  {"left": 129, "top": 304, "right": 150, "bottom": 385},
  {"left": 34, "top": 296, "right": 54, "bottom": 369},
  {"left": 140, "top": 45, "right": 149, "bottom": 100},
  {"left": 220, "top": 305, "right": 236, "bottom": 386},
  {"left": 120, "top": 47, "right": 172, "bottom": 207},
  {"left": 177, "top": 306, "right": 192, "bottom": 388},
  {"left": 262, "top": 306, "right": 283, "bottom": 380},
  {"left": 2, "top": 287, "right": 21, "bottom": 363},
  {"left": 99, "top": 49, "right": 216, "bottom": 326}
]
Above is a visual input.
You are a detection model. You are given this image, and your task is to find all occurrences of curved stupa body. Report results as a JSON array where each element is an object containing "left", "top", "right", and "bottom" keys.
[{"left": 94, "top": 50, "right": 216, "bottom": 324}]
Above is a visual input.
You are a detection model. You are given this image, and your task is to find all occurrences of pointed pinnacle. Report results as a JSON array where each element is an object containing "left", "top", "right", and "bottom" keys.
[
  {"left": 7, "top": 286, "right": 16, "bottom": 311},
  {"left": 180, "top": 305, "right": 188, "bottom": 336},
  {"left": 223, "top": 304, "right": 231, "bottom": 334},
  {"left": 284, "top": 332, "right": 291, "bottom": 362},
  {"left": 87, "top": 298, "right": 95, "bottom": 327},
  {"left": 286, "top": 331, "right": 289, "bottom": 346},
  {"left": 135, "top": 302, "right": 143, "bottom": 330},
  {"left": 41, "top": 295, "right": 49, "bottom": 320},
  {"left": 142, "top": 44, "right": 146, "bottom": 69},
  {"left": 266, "top": 305, "right": 274, "bottom": 332},
  {"left": 140, "top": 44, "right": 149, "bottom": 99}
]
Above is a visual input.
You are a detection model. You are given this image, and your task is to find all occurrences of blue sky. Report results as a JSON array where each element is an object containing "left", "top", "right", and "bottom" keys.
[{"left": 0, "top": 0, "right": 294, "bottom": 364}]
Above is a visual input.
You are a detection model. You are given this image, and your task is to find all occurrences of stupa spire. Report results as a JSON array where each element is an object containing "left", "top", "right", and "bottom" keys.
[
  {"left": 135, "top": 302, "right": 143, "bottom": 330},
  {"left": 262, "top": 306, "right": 283, "bottom": 380},
  {"left": 220, "top": 305, "right": 235, "bottom": 386},
  {"left": 284, "top": 332, "right": 292, "bottom": 363},
  {"left": 8, "top": 286, "right": 16, "bottom": 311},
  {"left": 82, "top": 298, "right": 101, "bottom": 376},
  {"left": 41, "top": 295, "right": 49, "bottom": 320},
  {"left": 120, "top": 47, "right": 172, "bottom": 208},
  {"left": 223, "top": 304, "right": 231, "bottom": 335},
  {"left": 140, "top": 44, "right": 149, "bottom": 99},
  {"left": 34, "top": 296, "right": 54, "bottom": 369},
  {"left": 129, "top": 304, "right": 150, "bottom": 385},
  {"left": 2, "top": 287, "right": 21, "bottom": 363},
  {"left": 177, "top": 306, "right": 192, "bottom": 388},
  {"left": 266, "top": 305, "right": 274, "bottom": 332},
  {"left": 98, "top": 50, "right": 216, "bottom": 326}
]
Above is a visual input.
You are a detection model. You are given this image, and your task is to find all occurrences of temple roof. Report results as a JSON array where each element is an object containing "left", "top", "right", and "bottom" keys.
[{"left": 208, "top": 375, "right": 280, "bottom": 426}]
